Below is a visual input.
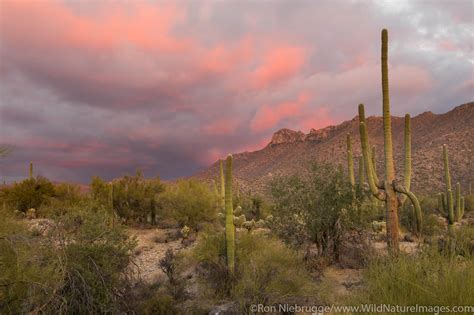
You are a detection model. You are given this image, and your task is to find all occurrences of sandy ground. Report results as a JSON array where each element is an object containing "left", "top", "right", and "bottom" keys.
[{"left": 129, "top": 227, "right": 187, "bottom": 283}]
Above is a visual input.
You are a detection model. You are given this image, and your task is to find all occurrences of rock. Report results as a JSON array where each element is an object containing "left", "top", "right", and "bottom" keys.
[
  {"left": 305, "top": 125, "right": 336, "bottom": 142},
  {"left": 268, "top": 128, "right": 305, "bottom": 146}
]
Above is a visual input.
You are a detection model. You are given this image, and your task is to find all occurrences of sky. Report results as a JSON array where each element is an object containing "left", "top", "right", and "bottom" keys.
[{"left": 0, "top": 0, "right": 472, "bottom": 183}]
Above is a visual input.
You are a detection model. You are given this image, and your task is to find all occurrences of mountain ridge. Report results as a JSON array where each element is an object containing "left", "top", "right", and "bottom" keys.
[{"left": 196, "top": 102, "right": 474, "bottom": 196}]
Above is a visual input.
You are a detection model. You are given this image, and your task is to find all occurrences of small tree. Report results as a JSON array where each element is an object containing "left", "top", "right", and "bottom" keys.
[{"left": 271, "top": 163, "right": 364, "bottom": 261}]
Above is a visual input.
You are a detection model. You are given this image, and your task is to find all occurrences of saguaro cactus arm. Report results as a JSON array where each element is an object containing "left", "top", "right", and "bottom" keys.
[
  {"left": 358, "top": 154, "right": 365, "bottom": 186},
  {"left": 438, "top": 193, "right": 447, "bottom": 217},
  {"left": 370, "top": 146, "right": 382, "bottom": 188},
  {"left": 446, "top": 189, "right": 455, "bottom": 225},
  {"left": 358, "top": 104, "right": 382, "bottom": 188},
  {"left": 359, "top": 120, "right": 385, "bottom": 200},
  {"left": 393, "top": 182, "right": 422, "bottom": 233},
  {"left": 455, "top": 182, "right": 461, "bottom": 221}
]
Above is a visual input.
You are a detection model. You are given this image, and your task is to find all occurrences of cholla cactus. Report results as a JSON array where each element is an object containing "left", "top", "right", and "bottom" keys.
[
  {"left": 181, "top": 225, "right": 190, "bottom": 239},
  {"left": 234, "top": 214, "right": 246, "bottom": 228},
  {"left": 234, "top": 205, "right": 243, "bottom": 216},
  {"left": 242, "top": 219, "right": 255, "bottom": 232},
  {"left": 358, "top": 29, "right": 422, "bottom": 252},
  {"left": 254, "top": 219, "right": 266, "bottom": 229}
]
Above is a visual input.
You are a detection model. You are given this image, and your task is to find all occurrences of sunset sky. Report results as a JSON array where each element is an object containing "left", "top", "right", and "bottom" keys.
[{"left": 0, "top": 0, "right": 472, "bottom": 183}]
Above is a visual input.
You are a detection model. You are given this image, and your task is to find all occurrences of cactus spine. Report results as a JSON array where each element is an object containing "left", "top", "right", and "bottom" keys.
[
  {"left": 358, "top": 29, "right": 422, "bottom": 252},
  {"left": 29, "top": 162, "right": 33, "bottom": 179},
  {"left": 346, "top": 134, "right": 355, "bottom": 187},
  {"left": 225, "top": 155, "right": 235, "bottom": 273}
]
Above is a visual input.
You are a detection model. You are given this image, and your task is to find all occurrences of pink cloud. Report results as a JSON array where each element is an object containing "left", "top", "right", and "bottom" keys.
[
  {"left": 202, "top": 117, "right": 241, "bottom": 135},
  {"left": 0, "top": 1, "right": 191, "bottom": 53},
  {"left": 252, "top": 45, "right": 306, "bottom": 88},
  {"left": 251, "top": 92, "right": 310, "bottom": 132},
  {"left": 438, "top": 39, "right": 458, "bottom": 52},
  {"left": 296, "top": 106, "right": 335, "bottom": 131},
  {"left": 392, "top": 65, "right": 433, "bottom": 94}
]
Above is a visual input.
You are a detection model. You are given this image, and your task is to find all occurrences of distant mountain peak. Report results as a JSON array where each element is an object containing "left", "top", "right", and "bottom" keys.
[{"left": 268, "top": 128, "right": 305, "bottom": 146}]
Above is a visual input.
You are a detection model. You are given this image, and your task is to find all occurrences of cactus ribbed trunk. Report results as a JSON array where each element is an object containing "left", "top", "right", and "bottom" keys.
[
  {"left": 225, "top": 155, "right": 235, "bottom": 273},
  {"left": 346, "top": 134, "right": 355, "bottom": 187},
  {"left": 219, "top": 160, "right": 225, "bottom": 211},
  {"left": 381, "top": 29, "right": 399, "bottom": 251},
  {"left": 358, "top": 155, "right": 365, "bottom": 186},
  {"left": 403, "top": 114, "right": 411, "bottom": 192},
  {"left": 455, "top": 182, "right": 461, "bottom": 221},
  {"left": 29, "top": 162, "right": 33, "bottom": 179},
  {"left": 443, "top": 145, "right": 452, "bottom": 192}
]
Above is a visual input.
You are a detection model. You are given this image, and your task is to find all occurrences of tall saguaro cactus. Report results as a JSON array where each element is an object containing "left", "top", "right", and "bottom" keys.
[
  {"left": 220, "top": 160, "right": 225, "bottom": 211},
  {"left": 29, "top": 162, "right": 33, "bottom": 179},
  {"left": 225, "top": 155, "right": 235, "bottom": 273},
  {"left": 358, "top": 29, "right": 422, "bottom": 252}
]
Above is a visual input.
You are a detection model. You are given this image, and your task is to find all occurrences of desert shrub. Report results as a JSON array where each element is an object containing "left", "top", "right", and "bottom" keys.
[
  {"left": 53, "top": 182, "right": 83, "bottom": 204},
  {"left": 2, "top": 177, "right": 55, "bottom": 212},
  {"left": 349, "top": 248, "right": 474, "bottom": 308},
  {"left": 419, "top": 194, "right": 439, "bottom": 213},
  {"left": 157, "top": 179, "right": 217, "bottom": 229},
  {"left": 0, "top": 208, "right": 137, "bottom": 314},
  {"left": 190, "top": 230, "right": 318, "bottom": 312},
  {"left": 452, "top": 225, "right": 474, "bottom": 257},
  {"left": 465, "top": 194, "right": 474, "bottom": 212},
  {"left": 270, "top": 163, "right": 365, "bottom": 260},
  {"left": 91, "top": 171, "right": 165, "bottom": 223},
  {"left": 237, "top": 193, "right": 271, "bottom": 221},
  {"left": 400, "top": 195, "right": 444, "bottom": 236}
]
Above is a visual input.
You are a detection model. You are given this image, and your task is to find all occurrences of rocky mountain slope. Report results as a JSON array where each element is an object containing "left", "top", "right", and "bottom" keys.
[{"left": 196, "top": 102, "right": 473, "bottom": 196}]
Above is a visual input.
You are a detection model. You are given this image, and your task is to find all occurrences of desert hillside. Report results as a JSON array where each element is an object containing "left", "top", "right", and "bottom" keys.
[{"left": 197, "top": 102, "right": 474, "bottom": 196}]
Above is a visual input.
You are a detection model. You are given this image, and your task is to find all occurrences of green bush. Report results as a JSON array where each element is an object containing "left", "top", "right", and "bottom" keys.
[
  {"left": 91, "top": 171, "right": 165, "bottom": 223},
  {"left": 270, "top": 163, "right": 365, "bottom": 259},
  {"left": 158, "top": 179, "right": 217, "bottom": 229},
  {"left": 464, "top": 194, "right": 474, "bottom": 212},
  {"left": 236, "top": 193, "right": 271, "bottom": 221},
  {"left": 53, "top": 182, "right": 82, "bottom": 204},
  {"left": 1, "top": 177, "right": 55, "bottom": 212},
  {"left": 349, "top": 249, "right": 474, "bottom": 309},
  {"left": 190, "top": 229, "right": 318, "bottom": 312},
  {"left": 0, "top": 208, "right": 137, "bottom": 313}
]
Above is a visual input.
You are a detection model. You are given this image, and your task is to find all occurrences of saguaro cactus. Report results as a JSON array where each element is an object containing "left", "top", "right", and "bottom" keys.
[
  {"left": 220, "top": 160, "right": 225, "bottom": 211},
  {"left": 439, "top": 145, "right": 465, "bottom": 224},
  {"left": 225, "top": 154, "right": 235, "bottom": 273},
  {"left": 346, "top": 134, "right": 355, "bottom": 187},
  {"left": 358, "top": 29, "right": 422, "bottom": 252},
  {"left": 29, "top": 162, "right": 33, "bottom": 179}
]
